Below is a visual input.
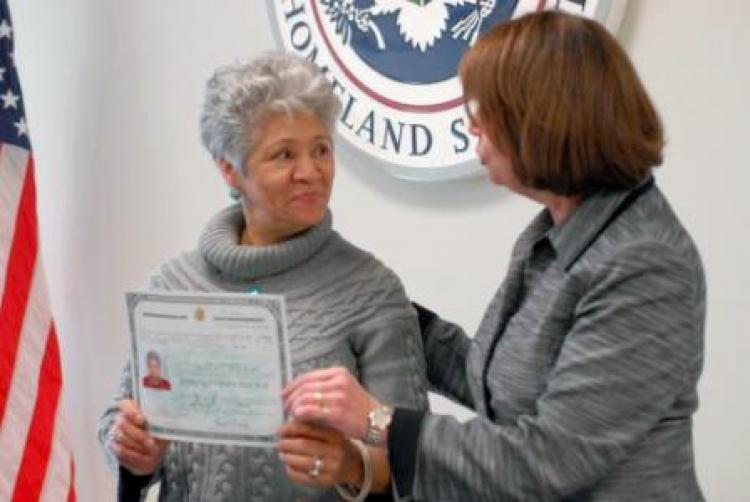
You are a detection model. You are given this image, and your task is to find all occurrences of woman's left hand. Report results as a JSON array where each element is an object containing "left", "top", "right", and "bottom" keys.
[
  {"left": 277, "top": 421, "right": 363, "bottom": 487},
  {"left": 282, "top": 366, "right": 379, "bottom": 440}
]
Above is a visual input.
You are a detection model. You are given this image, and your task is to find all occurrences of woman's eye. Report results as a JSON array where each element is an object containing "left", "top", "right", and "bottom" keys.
[
  {"left": 272, "top": 149, "right": 292, "bottom": 161},
  {"left": 314, "top": 143, "right": 331, "bottom": 157}
]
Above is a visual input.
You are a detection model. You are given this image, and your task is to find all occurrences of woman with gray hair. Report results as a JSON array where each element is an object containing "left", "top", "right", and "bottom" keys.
[{"left": 98, "top": 52, "right": 427, "bottom": 501}]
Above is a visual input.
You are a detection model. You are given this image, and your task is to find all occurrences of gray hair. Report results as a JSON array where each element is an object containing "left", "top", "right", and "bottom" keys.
[{"left": 200, "top": 52, "right": 342, "bottom": 171}]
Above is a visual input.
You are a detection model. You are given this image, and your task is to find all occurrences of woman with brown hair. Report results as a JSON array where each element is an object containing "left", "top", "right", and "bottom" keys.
[{"left": 281, "top": 10, "right": 706, "bottom": 501}]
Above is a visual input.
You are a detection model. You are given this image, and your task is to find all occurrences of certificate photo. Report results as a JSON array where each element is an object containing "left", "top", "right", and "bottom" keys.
[{"left": 126, "top": 291, "right": 292, "bottom": 447}]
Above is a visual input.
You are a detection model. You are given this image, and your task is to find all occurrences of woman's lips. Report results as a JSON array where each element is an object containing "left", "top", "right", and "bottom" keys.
[{"left": 290, "top": 192, "right": 323, "bottom": 204}]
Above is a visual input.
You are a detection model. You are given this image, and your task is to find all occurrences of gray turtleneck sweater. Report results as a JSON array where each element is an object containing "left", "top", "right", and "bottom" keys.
[{"left": 98, "top": 205, "right": 428, "bottom": 501}]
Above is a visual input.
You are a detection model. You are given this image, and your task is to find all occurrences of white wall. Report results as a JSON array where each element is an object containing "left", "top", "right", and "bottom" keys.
[
  {"left": 619, "top": 3, "right": 750, "bottom": 500},
  {"left": 9, "top": 1, "right": 749, "bottom": 500}
]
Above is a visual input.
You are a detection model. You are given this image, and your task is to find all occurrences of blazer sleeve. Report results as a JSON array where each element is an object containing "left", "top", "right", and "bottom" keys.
[
  {"left": 389, "top": 241, "right": 703, "bottom": 501},
  {"left": 412, "top": 303, "right": 473, "bottom": 409}
]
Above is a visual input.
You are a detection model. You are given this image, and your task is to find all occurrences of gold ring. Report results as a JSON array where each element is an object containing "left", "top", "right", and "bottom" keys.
[{"left": 314, "top": 391, "right": 324, "bottom": 410}]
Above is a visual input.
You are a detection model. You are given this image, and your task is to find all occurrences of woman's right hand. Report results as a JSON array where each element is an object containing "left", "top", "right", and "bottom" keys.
[{"left": 108, "top": 399, "right": 169, "bottom": 476}]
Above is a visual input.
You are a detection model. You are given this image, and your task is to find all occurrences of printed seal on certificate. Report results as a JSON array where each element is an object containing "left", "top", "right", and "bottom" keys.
[{"left": 126, "top": 290, "right": 293, "bottom": 447}]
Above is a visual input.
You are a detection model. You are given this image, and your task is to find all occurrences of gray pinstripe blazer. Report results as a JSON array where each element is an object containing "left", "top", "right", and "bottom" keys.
[{"left": 400, "top": 180, "right": 705, "bottom": 501}]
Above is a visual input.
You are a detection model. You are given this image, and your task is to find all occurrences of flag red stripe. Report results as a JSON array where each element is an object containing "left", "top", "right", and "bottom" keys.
[
  {"left": 0, "top": 156, "right": 38, "bottom": 425},
  {"left": 67, "top": 457, "right": 77, "bottom": 502},
  {"left": 12, "top": 322, "right": 63, "bottom": 502}
]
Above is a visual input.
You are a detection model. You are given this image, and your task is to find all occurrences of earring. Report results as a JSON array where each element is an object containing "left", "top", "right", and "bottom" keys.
[{"left": 229, "top": 187, "right": 241, "bottom": 201}]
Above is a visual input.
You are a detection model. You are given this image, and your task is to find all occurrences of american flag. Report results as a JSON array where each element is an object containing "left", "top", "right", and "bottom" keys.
[{"left": 0, "top": 1, "right": 76, "bottom": 500}]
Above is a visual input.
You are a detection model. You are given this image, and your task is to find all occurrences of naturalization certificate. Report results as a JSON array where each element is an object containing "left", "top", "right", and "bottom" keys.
[{"left": 126, "top": 290, "right": 292, "bottom": 447}]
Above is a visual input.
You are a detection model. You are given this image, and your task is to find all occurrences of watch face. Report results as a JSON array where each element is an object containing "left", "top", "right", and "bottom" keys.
[{"left": 372, "top": 406, "right": 392, "bottom": 427}]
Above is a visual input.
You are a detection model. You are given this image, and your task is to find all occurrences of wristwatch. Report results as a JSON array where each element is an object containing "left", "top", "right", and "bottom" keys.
[{"left": 364, "top": 404, "right": 393, "bottom": 446}]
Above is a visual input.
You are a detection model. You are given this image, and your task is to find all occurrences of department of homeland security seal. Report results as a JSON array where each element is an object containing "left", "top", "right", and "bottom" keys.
[{"left": 267, "top": 0, "right": 626, "bottom": 181}]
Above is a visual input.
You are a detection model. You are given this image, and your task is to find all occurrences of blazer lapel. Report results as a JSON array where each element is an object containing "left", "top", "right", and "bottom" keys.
[
  {"left": 478, "top": 255, "right": 526, "bottom": 418},
  {"left": 470, "top": 212, "right": 550, "bottom": 418}
]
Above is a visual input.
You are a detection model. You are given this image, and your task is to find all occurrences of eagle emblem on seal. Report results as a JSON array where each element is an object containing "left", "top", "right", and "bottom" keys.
[{"left": 322, "top": 0, "right": 496, "bottom": 51}]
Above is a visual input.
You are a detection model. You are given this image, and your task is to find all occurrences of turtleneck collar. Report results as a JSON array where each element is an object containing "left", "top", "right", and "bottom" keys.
[{"left": 199, "top": 204, "right": 333, "bottom": 281}]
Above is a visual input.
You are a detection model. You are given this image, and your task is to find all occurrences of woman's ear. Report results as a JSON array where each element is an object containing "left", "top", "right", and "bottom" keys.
[{"left": 216, "top": 158, "right": 238, "bottom": 188}]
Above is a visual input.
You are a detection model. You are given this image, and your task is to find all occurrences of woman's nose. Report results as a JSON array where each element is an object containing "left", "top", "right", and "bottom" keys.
[{"left": 293, "top": 155, "right": 320, "bottom": 180}]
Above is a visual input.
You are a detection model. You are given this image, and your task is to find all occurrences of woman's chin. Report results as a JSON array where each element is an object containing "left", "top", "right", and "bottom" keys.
[{"left": 288, "top": 208, "right": 327, "bottom": 230}]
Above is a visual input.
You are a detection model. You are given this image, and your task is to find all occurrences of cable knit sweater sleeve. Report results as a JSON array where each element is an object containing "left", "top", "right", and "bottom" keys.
[{"left": 347, "top": 267, "right": 429, "bottom": 412}]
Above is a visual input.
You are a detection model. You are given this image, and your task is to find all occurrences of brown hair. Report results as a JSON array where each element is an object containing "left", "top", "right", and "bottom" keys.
[{"left": 459, "top": 11, "right": 663, "bottom": 195}]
